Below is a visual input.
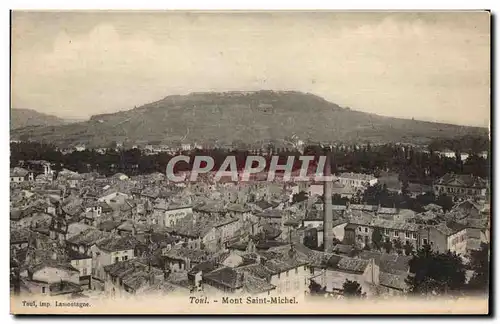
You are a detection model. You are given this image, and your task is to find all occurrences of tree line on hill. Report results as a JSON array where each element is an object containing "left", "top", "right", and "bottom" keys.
[{"left": 10, "top": 141, "right": 489, "bottom": 181}]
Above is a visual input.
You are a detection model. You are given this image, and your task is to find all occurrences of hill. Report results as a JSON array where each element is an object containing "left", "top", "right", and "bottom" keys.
[
  {"left": 11, "top": 108, "right": 69, "bottom": 130},
  {"left": 10, "top": 91, "right": 489, "bottom": 148}
]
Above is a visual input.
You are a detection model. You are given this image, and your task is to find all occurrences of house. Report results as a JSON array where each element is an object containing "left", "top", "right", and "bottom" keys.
[
  {"left": 153, "top": 203, "right": 193, "bottom": 228},
  {"left": 25, "top": 261, "right": 81, "bottom": 296},
  {"left": 356, "top": 251, "right": 412, "bottom": 275},
  {"left": 225, "top": 203, "right": 253, "bottom": 222},
  {"left": 66, "top": 222, "right": 94, "bottom": 240},
  {"left": 418, "top": 222, "right": 468, "bottom": 255},
  {"left": 98, "top": 191, "right": 130, "bottom": 205},
  {"left": 163, "top": 245, "right": 213, "bottom": 273},
  {"left": 11, "top": 229, "right": 30, "bottom": 249},
  {"left": 49, "top": 213, "right": 68, "bottom": 245},
  {"left": 103, "top": 259, "right": 167, "bottom": 298},
  {"left": 378, "top": 271, "right": 410, "bottom": 296},
  {"left": 66, "top": 228, "right": 111, "bottom": 257},
  {"left": 406, "top": 183, "right": 433, "bottom": 198},
  {"left": 97, "top": 220, "right": 123, "bottom": 234},
  {"left": 10, "top": 167, "right": 32, "bottom": 183},
  {"left": 66, "top": 248, "right": 92, "bottom": 290},
  {"left": 11, "top": 209, "right": 52, "bottom": 230},
  {"left": 313, "top": 254, "right": 379, "bottom": 296},
  {"left": 257, "top": 245, "right": 310, "bottom": 295},
  {"left": 201, "top": 266, "right": 276, "bottom": 296},
  {"left": 433, "top": 173, "right": 488, "bottom": 201},
  {"left": 336, "top": 172, "right": 378, "bottom": 188},
  {"left": 344, "top": 218, "right": 420, "bottom": 249},
  {"left": 448, "top": 200, "right": 482, "bottom": 220}
]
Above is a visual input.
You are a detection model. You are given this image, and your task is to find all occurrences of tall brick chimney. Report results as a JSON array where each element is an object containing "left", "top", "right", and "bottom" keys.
[{"left": 323, "top": 151, "right": 334, "bottom": 253}]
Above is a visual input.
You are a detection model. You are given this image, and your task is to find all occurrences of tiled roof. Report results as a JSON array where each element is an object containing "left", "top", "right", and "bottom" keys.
[
  {"left": 11, "top": 167, "right": 29, "bottom": 178},
  {"left": 49, "top": 280, "right": 83, "bottom": 296},
  {"left": 338, "top": 172, "right": 376, "bottom": 181},
  {"left": 203, "top": 267, "right": 244, "bottom": 289},
  {"left": 253, "top": 200, "right": 274, "bottom": 210},
  {"left": 103, "top": 259, "right": 164, "bottom": 291},
  {"left": 336, "top": 257, "right": 370, "bottom": 273},
  {"left": 97, "top": 235, "right": 140, "bottom": 252},
  {"left": 379, "top": 271, "right": 409, "bottom": 290},
  {"left": 236, "top": 263, "right": 274, "bottom": 281},
  {"left": 357, "top": 251, "right": 411, "bottom": 274},
  {"left": 435, "top": 173, "right": 487, "bottom": 189},
  {"left": 29, "top": 261, "right": 79, "bottom": 275},
  {"left": 225, "top": 203, "right": 250, "bottom": 213},
  {"left": 11, "top": 229, "right": 30, "bottom": 244},
  {"left": 67, "top": 228, "right": 112, "bottom": 247},
  {"left": 66, "top": 247, "right": 91, "bottom": 260},
  {"left": 97, "top": 220, "right": 123, "bottom": 231},
  {"left": 257, "top": 209, "right": 284, "bottom": 219},
  {"left": 163, "top": 246, "right": 212, "bottom": 263},
  {"left": 333, "top": 244, "right": 354, "bottom": 255},
  {"left": 370, "top": 219, "right": 420, "bottom": 232},
  {"left": 188, "top": 260, "right": 219, "bottom": 275},
  {"left": 240, "top": 272, "right": 276, "bottom": 294}
]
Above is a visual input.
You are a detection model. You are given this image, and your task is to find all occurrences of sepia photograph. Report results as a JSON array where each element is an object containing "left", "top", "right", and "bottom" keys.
[{"left": 9, "top": 10, "right": 491, "bottom": 315}]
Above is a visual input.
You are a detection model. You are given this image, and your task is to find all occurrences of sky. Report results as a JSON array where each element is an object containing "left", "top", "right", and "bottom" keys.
[{"left": 11, "top": 11, "right": 490, "bottom": 127}]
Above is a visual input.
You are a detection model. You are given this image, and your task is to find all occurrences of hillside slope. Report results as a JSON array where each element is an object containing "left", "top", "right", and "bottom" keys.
[
  {"left": 11, "top": 108, "right": 68, "bottom": 130},
  {"left": 10, "top": 91, "right": 488, "bottom": 148}
]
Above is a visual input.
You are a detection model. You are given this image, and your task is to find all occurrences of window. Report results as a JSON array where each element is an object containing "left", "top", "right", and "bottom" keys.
[
  {"left": 394, "top": 231, "right": 399, "bottom": 237},
  {"left": 42, "top": 287, "right": 46, "bottom": 294},
  {"left": 122, "top": 256, "right": 128, "bottom": 261},
  {"left": 83, "top": 268, "right": 87, "bottom": 275},
  {"left": 358, "top": 227, "right": 361, "bottom": 231},
  {"left": 114, "top": 257, "right": 119, "bottom": 263},
  {"left": 365, "top": 228, "right": 368, "bottom": 233},
  {"left": 412, "top": 233, "right": 417, "bottom": 239},
  {"left": 423, "top": 239, "right": 428, "bottom": 245},
  {"left": 405, "top": 232, "right": 410, "bottom": 238}
]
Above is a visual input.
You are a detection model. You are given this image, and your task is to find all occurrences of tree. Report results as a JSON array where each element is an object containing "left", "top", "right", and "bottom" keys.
[
  {"left": 394, "top": 238, "right": 403, "bottom": 255},
  {"left": 371, "top": 227, "right": 383, "bottom": 251},
  {"left": 309, "top": 280, "right": 326, "bottom": 296},
  {"left": 436, "top": 194, "right": 454, "bottom": 213},
  {"left": 292, "top": 191, "right": 308, "bottom": 204},
  {"left": 467, "top": 242, "right": 490, "bottom": 293},
  {"left": 343, "top": 279, "right": 364, "bottom": 298},
  {"left": 406, "top": 245, "right": 466, "bottom": 296},
  {"left": 403, "top": 242, "right": 415, "bottom": 256},
  {"left": 383, "top": 239, "right": 393, "bottom": 254}
]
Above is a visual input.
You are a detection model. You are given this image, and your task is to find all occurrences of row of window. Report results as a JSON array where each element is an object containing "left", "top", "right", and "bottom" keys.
[
  {"left": 114, "top": 255, "right": 129, "bottom": 263},
  {"left": 74, "top": 259, "right": 90, "bottom": 266},
  {"left": 435, "top": 186, "right": 481, "bottom": 195},
  {"left": 451, "top": 234, "right": 466, "bottom": 246},
  {"left": 357, "top": 226, "right": 418, "bottom": 239},
  {"left": 383, "top": 229, "right": 418, "bottom": 239},
  {"left": 276, "top": 266, "right": 306, "bottom": 279}
]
